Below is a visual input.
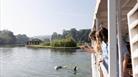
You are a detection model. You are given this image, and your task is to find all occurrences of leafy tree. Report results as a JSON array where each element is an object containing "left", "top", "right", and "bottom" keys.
[
  {"left": 43, "top": 38, "right": 50, "bottom": 42},
  {"left": 78, "top": 29, "right": 91, "bottom": 42},
  {"left": 62, "top": 30, "right": 70, "bottom": 38},
  {"left": 51, "top": 32, "right": 58, "bottom": 40},
  {"left": 0, "top": 30, "right": 16, "bottom": 44},
  {"left": 51, "top": 28, "right": 91, "bottom": 43},
  {"left": 16, "top": 34, "right": 29, "bottom": 44},
  {"left": 50, "top": 35, "right": 76, "bottom": 47}
]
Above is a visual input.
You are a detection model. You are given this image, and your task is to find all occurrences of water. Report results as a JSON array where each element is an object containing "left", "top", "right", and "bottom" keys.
[{"left": 0, "top": 47, "right": 91, "bottom": 77}]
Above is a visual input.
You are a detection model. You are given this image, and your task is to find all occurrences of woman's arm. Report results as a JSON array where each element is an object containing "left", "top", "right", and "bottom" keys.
[{"left": 80, "top": 45, "right": 96, "bottom": 53}]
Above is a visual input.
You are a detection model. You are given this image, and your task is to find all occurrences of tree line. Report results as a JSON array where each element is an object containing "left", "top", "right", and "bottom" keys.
[
  {"left": 0, "top": 30, "right": 29, "bottom": 45},
  {"left": 41, "top": 28, "right": 91, "bottom": 47},
  {"left": 0, "top": 28, "right": 91, "bottom": 47},
  {"left": 51, "top": 28, "right": 91, "bottom": 43}
]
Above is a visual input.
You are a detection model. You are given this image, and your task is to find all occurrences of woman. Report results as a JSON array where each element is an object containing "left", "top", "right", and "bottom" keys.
[
  {"left": 97, "top": 27, "right": 108, "bottom": 73},
  {"left": 93, "top": 27, "right": 108, "bottom": 77},
  {"left": 80, "top": 30, "right": 97, "bottom": 53},
  {"left": 81, "top": 27, "right": 108, "bottom": 77},
  {"left": 97, "top": 27, "right": 130, "bottom": 77},
  {"left": 81, "top": 30, "right": 104, "bottom": 77}
]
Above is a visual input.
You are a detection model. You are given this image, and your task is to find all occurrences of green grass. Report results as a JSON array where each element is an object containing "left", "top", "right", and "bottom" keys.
[{"left": 26, "top": 45, "right": 80, "bottom": 49}]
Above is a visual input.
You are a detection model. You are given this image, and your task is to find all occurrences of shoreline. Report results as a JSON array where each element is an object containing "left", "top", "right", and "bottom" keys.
[
  {"left": 25, "top": 45, "right": 80, "bottom": 49},
  {"left": 0, "top": 44, "right": 25, "bottom": 47}
]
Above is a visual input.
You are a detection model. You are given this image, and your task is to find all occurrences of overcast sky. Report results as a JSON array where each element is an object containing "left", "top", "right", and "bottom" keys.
[{"left": 1, "top": 0, "right": 96, "bottom": 37}]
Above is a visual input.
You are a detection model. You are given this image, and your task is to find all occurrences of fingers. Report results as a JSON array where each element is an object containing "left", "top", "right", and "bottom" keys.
[{"left": 80, "top": 45, "right": 95, "bottom": 53}]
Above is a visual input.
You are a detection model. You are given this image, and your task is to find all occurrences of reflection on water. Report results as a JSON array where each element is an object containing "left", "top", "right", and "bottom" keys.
[
  {"left": 0, "top": 48, "right": 13, "bottom": 54},
  {"left": 50, "top": 48, "right": 77, "bottom": 55},
  {"left": 27, "top": 48, "right": 77, "bottom": 55},
  {"left": 0, "top": 47, "right": 91, "bottom": 77}
]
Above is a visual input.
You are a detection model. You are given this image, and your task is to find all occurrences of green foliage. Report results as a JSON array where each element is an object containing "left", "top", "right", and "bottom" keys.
[
  {"left": 43, "top": 38, "right": 50, "bottom": 43},
  {"left": 51, "top": 32, "right": 62, "bottom": 40},
  {"left": 16, "top": 34, "right": 29, "bottom": 44},
  {"left": 50, "top": 36, "right": 76, "bottom": 47},
  {"left": 77, "top": 29, "right": 91, "bottom": 42},
  {"left": 41, "top": 42, "right": 50, "bottom": 46},
  {"left": 0, "top": 30, "right": 16, "bottom": 44},
  {"left": 0, "top": 30, "right": 29, "bottom": 45},
  {"left": 51, "top": 28, "right": 91, "bottom": 43}
]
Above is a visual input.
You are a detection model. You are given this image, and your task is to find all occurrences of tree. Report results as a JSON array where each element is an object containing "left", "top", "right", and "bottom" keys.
[
  {"left": 16, "top": 34, "right": 29, "bottom": 44},
  {"left": 50, "top": 35, "right": 76, "bottom": 47},
  {"left": 0, "top": 30, "right": 16, "bottom": 44},
  {"left": 78, "top": 29, "right": 91, "bottom": 42},
  {"left": 51, "top": 32, "right": 58, "bottom": 40},
  {"left": 51, "top": 28, "right": 91, "bottom": 43},
  {"left": 62, "top": 30, "right": 70, "bottom": 38}
]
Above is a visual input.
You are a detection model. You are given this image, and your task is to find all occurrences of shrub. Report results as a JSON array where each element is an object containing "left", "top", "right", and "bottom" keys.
[{"left": 50, "top": 37, "right": 76, "bottom": 47}]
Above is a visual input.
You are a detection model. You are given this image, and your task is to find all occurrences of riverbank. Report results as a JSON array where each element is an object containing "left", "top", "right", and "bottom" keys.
[
  {"left": 26, "top": 45, "right": 80, "bottom": 49},
  {"left": 0, "top": 44, "right": 25, "bottom": 47}
]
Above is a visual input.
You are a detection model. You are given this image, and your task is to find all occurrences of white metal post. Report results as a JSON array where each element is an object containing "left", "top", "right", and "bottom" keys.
[
  {"left": 116, "top": 0, "right": 123, "bottom": 76},
  {"left": 0, "top": 0, "right": 1, "bottom": 30},
  {"left": 91, "top": 17, "right": 99, "bottom": 77},
  {"left": 108, "top": 0, "right": 118, "bottom": 77},
  {"left": 91, "top": 31, "right": 99, "bottom": 77},
  {"left": 91, "top": 54, "right": 99, "bottom": 77}
]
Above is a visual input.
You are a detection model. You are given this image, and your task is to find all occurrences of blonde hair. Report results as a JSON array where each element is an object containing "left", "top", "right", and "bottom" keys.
[{"left": 95, "top": 31, "right": 102, "bottom": 53}]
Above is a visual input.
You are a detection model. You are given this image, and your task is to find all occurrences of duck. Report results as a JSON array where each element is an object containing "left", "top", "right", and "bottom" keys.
[
  {"left": 54, "top": 66, "right": 63, "bottom": 70},
  {"left": 73, "top": 66, "right": 77, "bottom": 71}
]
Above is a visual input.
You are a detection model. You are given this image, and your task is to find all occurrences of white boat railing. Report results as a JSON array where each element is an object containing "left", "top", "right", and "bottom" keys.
[
  {"left": 91, "top": 0, "right": 138, "bottom": 77},
  {"left": 127, "top": 2, "right": 138, "bottom": 77}
]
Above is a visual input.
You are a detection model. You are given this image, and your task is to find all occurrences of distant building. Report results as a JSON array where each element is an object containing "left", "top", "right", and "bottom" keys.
[{"left": 26, "top": 38, "right": 42, "bottom": 45}]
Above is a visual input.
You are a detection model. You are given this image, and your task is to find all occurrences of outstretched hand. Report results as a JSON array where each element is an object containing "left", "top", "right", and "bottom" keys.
[{"left": 80, "top": 45, "right": 95, "bottom": 53}]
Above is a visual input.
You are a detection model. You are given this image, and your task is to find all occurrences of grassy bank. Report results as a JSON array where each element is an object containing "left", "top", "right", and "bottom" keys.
[{"left": 26, "top": 45, "right": 80, "bottom": 49}]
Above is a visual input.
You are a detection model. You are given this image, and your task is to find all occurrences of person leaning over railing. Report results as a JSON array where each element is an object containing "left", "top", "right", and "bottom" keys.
[
  {"left": 97, "top": 27, "right": 130, "bottom": 77},
  {"left": 92, "top": 27, "right": 109, "bottom": 77},
  {"left": 81, "top": 27, "right": 109, "bottom": 77},
  {"left": 80, "top": 30, "right": 96, "bottom": 53},
  {"left": 97, "top": 27, "right": 108, "bottom": 71},
  {"left": 80, "top": 30, "right": 104, "bottom": 77}
]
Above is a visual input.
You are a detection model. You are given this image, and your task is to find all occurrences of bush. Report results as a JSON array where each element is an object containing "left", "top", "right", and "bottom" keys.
[
  {"left": 50, "top": 37, "right": 76, "bottom": 47},
  {"left": 41, "top": 42, "right": 50, "bottom": 46}
]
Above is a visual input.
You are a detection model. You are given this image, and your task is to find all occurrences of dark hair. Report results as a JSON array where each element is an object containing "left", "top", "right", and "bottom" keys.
[
  {"left": 95, "top": 27, "right": 108, "bottom": 52},
  {"left": 89, "top": 31, "right": 96, "bottom": 41},
  {"left": 99, "top": 27, "right": 108, "bottom": 43}
]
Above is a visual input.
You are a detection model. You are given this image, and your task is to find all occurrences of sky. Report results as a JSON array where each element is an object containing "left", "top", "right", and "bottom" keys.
[{"left": 1, "top": 0, "right": 96, "bottom": 37}]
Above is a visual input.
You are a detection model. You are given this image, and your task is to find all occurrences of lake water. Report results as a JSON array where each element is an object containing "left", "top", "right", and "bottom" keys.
[{"left": 0, "top": 47, "right": 91, "bottom": 77}]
